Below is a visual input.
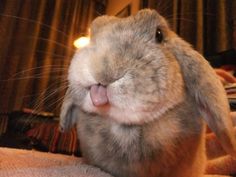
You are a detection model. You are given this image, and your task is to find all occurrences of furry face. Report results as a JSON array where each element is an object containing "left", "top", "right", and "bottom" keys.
[{"left": 68, "top": 11, "right": 184, "bottom": 124}]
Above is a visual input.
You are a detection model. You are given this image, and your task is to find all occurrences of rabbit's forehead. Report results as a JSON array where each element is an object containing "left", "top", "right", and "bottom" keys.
[
  {"left": 91, "top": 10, "right": 168, "bottom": 40},
  {"left": 118, "top": 15, "right": 160, "bottom": 33},
  {"left": 114, "top": 9, "right": 165, "bottom": 29}
]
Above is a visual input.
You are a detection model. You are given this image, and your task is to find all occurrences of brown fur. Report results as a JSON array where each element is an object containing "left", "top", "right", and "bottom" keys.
[{"left": 60, "top": 9, "right": 236, "bottom": 177}]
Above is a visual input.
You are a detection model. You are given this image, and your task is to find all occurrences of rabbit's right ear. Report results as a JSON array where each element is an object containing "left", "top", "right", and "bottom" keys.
[
  {"left": 167, "top": 32, "right": 236, "bottom": 157},
  {"left": 59, "top": 89, "right": 78, "bottom": 132}
]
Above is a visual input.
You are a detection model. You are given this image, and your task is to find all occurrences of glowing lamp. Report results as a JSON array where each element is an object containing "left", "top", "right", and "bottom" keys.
[{"left": 73, "top": 36, "right": 90, "bottom": 49}]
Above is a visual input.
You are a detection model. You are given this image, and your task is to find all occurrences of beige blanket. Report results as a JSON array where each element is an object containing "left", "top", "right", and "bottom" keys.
[
  {"left": 0, "top": 147, "right": 113, "bottom": 177},
  {"left": 0, "top": 146, "right": 236, "bottom": 177}
]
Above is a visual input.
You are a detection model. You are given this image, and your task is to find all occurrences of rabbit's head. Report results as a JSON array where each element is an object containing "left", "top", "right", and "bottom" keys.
[{"left": 60, "top": 9, "right": 236, "bottom": 157}]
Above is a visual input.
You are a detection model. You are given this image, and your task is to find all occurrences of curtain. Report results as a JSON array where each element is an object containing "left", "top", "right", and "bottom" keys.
[
  {"left": 141, "top": 0, "right": 235, "bottom": 55},
  {"left": 0, "top": 0, "right": 106, "bottom": 121}
]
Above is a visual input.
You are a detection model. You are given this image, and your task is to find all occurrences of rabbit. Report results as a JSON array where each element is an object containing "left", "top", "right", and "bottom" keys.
[{"left": 59, "top": 9, "right": 236, "bottom": 177}]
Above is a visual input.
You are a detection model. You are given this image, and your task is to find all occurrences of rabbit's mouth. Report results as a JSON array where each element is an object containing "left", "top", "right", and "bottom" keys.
[{"left": 89, "top": 84, "right": 109, "bottom": 106}]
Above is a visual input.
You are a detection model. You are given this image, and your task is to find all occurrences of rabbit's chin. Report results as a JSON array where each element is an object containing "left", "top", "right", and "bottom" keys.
[{"left": 79, "top": 90, "right": 182, "bottom": 125}]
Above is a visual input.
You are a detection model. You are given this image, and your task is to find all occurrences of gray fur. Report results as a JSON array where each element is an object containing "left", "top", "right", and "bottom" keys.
[{"left": 60, "top": 9, "right": 236, "bottom": 177}]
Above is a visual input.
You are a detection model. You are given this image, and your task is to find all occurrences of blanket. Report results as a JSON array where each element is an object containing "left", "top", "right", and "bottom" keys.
[
  {"left": 0, "top": 147, "right": 113, "bottom": 177},
  {"left": 1, "top": 146, "right": 236, "bottom": 177}
]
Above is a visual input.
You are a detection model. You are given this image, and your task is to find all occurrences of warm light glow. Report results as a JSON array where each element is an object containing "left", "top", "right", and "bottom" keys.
[{"left": 73, "top": 36, "right": 90, "bottom": 48}]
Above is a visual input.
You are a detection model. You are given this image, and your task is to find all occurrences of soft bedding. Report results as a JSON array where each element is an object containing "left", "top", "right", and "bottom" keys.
[
  {"left": 1, "top": 145, "right": 236, "bottom": 177},
  {"left": 0, "top": 147, "right": 113, "bottom": 177}
]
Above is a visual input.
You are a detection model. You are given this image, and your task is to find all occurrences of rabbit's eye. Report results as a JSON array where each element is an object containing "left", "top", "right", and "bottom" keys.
[{"left": 155, "top": 28, "right": 163, "bottom": 43}]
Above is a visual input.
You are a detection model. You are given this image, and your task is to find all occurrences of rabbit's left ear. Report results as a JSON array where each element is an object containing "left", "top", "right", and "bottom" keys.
[
  {"left": 59, "top": 89, "right": 78, "bottom": 132},
  {"left": 167, "top": 32, "right": 236, "bottom": 157}
]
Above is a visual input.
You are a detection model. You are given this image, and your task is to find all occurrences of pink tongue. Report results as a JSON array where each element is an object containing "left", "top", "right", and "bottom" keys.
[{"left": 90, "top": 84, "right": 108, "bottom": 106}]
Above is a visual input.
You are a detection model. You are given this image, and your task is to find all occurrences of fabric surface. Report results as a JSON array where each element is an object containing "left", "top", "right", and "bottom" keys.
[
  {"left": 0, "top": 110, "right": 80, "bottom": 156},
  {"left": 0, "top": 147, "right": 113, "bottom": 177},
  {"left": 1, "top": 146, "right": 236, "bottom": 177},
  {"left": 26, "top": 123, "right": 80, "bottom": 155}
]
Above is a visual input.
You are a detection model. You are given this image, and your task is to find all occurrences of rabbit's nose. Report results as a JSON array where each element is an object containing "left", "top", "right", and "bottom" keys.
[{"left": 90, "top": 84, "right": 108, "bottom": 106}]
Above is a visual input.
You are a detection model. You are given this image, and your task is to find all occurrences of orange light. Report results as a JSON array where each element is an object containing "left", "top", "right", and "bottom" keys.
[{"left": 73, "top": 36, "right": 90, "bottom": 48}]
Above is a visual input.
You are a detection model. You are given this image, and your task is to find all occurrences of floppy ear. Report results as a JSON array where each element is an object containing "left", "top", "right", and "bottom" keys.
[
  {"left": 59, "top": 89, "right": 79, "bottom": 132},
  {"left": 167, "top": 32, "right": 236, "bottom": 157}
]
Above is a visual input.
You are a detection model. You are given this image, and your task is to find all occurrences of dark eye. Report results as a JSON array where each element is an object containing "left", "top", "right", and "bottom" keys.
[{"left": 155, "top": 28, "right": 163, "bottom": 43}]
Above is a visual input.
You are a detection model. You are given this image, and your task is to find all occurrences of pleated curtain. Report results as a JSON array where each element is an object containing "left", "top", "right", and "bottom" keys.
[
  {"left": 0, "top": 0, "right": 105, "bottom": 117},
  {"left": 141, "top": 0, "right": 236, "bottom": 55}
]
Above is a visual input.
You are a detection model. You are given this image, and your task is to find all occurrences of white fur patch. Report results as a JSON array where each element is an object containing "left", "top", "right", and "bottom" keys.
[{"left": 69, "top": 49, "right": 97, "bottom": 88}]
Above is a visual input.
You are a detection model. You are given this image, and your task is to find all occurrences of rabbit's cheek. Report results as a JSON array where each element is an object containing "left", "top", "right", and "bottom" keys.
[{"left": 68, "top": 50, "right": 97, "bottom": 88}]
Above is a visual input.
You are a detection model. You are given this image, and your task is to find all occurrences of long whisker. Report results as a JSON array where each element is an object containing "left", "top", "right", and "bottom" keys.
[
  {"left": 18, "top": 80, "right": 68, "bottom": 131},
  {"left": 27, "top": 36, "right": 76, "bottom": 53},
  {"left": 0, "top": 14, "right": 70, "bottom": 39},
  {"left": 21, "top": 78, "right": 68, "bottom": 100},
  {"left": 1, "top": 70, "right": 68, "bottom": 82},
  {"left": 45, "top": 95, "right": 66, "bottom": 113},
  {"left": 0, "top": 76, "right": 69, "bottom": 129},
  {"left": 33, "top": 49, "right": 74, "bottom": 58},
  {"left": 169, "top": 17, "right": 196, "bottom": 24},
  {"left": 10, "top": 66, "right": 69, "bottom": 78},
  {"left": 32, "top": 84, "right": 68, "bottom": 114},
  {"left": 3, "top": 50, "right": 74, "bottom": 60},
  {"left": 157, "top": 0, "right": 172, "bottom": 15},
  {"left": 3, "top": 75, "right": 67, "bottom": 82},
  {"left": 165, "top": 12, "right": 216, "bottom": 20}
]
